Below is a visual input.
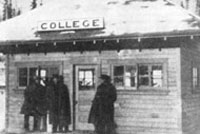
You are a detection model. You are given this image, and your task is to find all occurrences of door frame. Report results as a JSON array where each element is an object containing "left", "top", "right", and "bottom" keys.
[{"left": 72, "top": 64, "right": 100, "bottom": 130}]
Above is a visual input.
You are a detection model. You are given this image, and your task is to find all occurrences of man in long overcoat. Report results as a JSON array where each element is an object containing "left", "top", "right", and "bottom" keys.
[
  {"left": 34, "top": 78, "right": 48, "bottom": 131},
  {"left": 20, "top": 76, "right": 45, "bottom": 131},
  {"left": 47, "top": 75, "right": 71, "bottom": 133},
  {"left": 88, "top": 74, "right": 117, "bottom": 134}
]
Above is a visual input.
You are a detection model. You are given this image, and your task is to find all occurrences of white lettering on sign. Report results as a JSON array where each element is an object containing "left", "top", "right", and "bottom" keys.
[{"left": 37, "top": 18, "right": 104, "bottom": 32}]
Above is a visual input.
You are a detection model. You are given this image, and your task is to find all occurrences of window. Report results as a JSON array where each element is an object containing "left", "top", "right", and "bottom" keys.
[
  {"left": 19, "top": 68, "right": 28, "bottom": 87},
  {"left": 18, "top": 66, "right": 59, "bottom": 87},
  {"left": 113, "top": 63, "right": 163, "bottom": 90},
  {"left": 139, "top": 64, "right": 163, "bottom": 87},
  {"left": 78, "top": 69, "right": 95, "bottom": 90},
  {"left": 192, "top": 67, "right": 199, "bottom": 88},
  {"left": 113, "top": 65, "right": 137, "bottom": 88}
]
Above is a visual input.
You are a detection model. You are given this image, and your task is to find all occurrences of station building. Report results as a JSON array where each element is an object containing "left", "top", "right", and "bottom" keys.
[{"left": 1, "top": 0, "right": 200, "bottom": 134}]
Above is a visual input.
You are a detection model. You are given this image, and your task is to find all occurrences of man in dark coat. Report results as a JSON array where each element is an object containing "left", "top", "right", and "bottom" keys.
[
  {"left": 88, "top": 74, "right": 117, "bottom": 134},
  {"left": 34, "top": 77, "right": 48, "bottom": 131},
  {"left": 20, "top": 76, "right": 44, "bottom": 131},
  {"left": 47, "top": 75, "right": 71, "bottom": 133}
]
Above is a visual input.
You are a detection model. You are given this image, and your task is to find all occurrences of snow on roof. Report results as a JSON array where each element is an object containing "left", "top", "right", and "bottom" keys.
[{"left": 0, "top": 0, "right": 200, "bottom": 43}]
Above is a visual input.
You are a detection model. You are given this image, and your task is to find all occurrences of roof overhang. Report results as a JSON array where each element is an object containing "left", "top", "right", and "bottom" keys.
[
  {"left": 1, "top": 32, "right": 199, "bottom": 55},
  {"left": 1, "top": 0, "right": 200, "bottom": 54}
]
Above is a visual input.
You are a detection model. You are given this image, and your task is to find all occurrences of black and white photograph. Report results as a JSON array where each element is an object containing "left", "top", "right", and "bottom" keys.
[{"left": 0, "top": 0, "right": 200, "bottom": 134}]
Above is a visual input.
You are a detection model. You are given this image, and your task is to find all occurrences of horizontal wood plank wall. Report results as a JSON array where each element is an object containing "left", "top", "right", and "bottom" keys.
[
  {"left": 6, "top": 48, "right": 182, "bottom": 134},
  {"left": 181, "top": 40, "right": 200, "bottom": 134}
]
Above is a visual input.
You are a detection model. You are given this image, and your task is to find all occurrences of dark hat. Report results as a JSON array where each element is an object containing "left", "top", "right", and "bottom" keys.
[{"left": 99, "top": 74, "right": 111, "bottom": 81}]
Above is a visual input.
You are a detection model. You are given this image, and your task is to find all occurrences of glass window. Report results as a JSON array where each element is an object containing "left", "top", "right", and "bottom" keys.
[
  {"left": 152, "top": 65, "right": 162, "bottom": 87},
  {"left": 138, "top": 65, "right": 149, "bottom": 86},
  {"left": 192, "top": 67, "right": 198, "bottom": 88},
  {"left": 139, "top": 64, "right": 163, "bottom": 87},
  {"left": 19, "top": 68, "right": 28, "bottom": 87},
  {"left": 113, "top": 63, "right": 163, "bottom": 90},
  {"left": 29, "top": 68, "right": 37, "bottom": 84},
  {"left": 113, "top": 65, "right": 137, "bottom": 88},
  {"left": 125, "top": 66, "right": 137, "bottom": 87},
  {"left": 78, "top": 69, "right": 95, "bottom": 90},
  {"left": 18, "top": 66, "right": 59, "bottom": 87},
  {"left": 113, "top": 66, "right": 124, "bottom": 87}
]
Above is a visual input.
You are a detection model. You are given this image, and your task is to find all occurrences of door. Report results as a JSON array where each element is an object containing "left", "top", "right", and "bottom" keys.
[{"left": 74, "top": 65, "right": 98, "bottom": 130}]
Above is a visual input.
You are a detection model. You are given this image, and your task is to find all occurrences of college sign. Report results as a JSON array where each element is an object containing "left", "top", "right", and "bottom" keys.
[{"left": 37, "top": 18, "right": 104, "bottom": 32}]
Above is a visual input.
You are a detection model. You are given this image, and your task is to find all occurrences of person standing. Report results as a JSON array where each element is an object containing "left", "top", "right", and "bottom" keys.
[
  {"left": 58, "top": 75, "right": 71, "bottom": 132},
  {"left": 20, "top": 76, "right": 42, "bottom": 132},
  {"left": 34, "top": 77, "right": 48, "bottom": 131},
  {"left": 88, "top": 74, "right": 117, "bottom": 134},
  {"left": 47, "top": 75, "right": 71, "bottom": 133}
]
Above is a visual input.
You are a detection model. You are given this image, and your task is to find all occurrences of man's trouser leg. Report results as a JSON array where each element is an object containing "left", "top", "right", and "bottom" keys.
[
  {"left": 105, "top": 123, "right": 114, "bottom": 134},
  {"left": 52, "top": 114, "right": 59, "bottom": 132},
  {"left": 42, "top": 115, "right": 47, "bottom": 131},
  {"left": 33, "top": 115, "right": 40, "bottom": 131},
  {"left": 95, "top": 123, "right": 106, "bottom": 134},
  {"left": 24, "top": 115, "right": 29, "bottom": 131}
]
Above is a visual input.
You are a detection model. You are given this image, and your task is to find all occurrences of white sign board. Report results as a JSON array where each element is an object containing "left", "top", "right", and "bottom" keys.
[{"left": 37, "top": 18, "right": 104, "bottom": 32}]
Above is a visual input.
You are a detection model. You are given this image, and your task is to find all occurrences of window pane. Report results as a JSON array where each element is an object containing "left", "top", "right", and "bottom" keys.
[
  {"left": 79, "top": 71, "right": 84, "bottom": 79},
  {"left": 152, "top": 65, "right": 162, "bottom": 87},
  {"left": 19, "top": 78, "right": 27, "bottom": 87},
  {"left": 193, "top": 68, "right": 198, "bottom": 77},
  {"left": 125, "top": 66, "right": 136, "bottom": 87},
  {"left": 29, "top": 68, "right": 37, "bottom": 85},
  {"left": 85, "top": 71, "right": 93, "bottom": 79},
  {"left": 126, "top": 66, "right": 137, "bottom": 76},
  {"left": 114, "top": 66, "right": 124, "bottom": 76},
  {"left": 139, "top": 65, "right": 148, "bottom": 75},
  {"left": 193, "top": 78, "right": 198, "bottom": 88},
  {"left": 193, "top": 67, "right": 198, "bottom": 88},
  {"left": 19, "top": 68, "right": 28, "bottom": 86},
  {"left": 19, "top": 68, "right": 27, "bottom": 76},
  {"left": 125, "top": 77, "right": 135, "bottom": 87},
  {"left": 139, "top": 77, "right": 149, "bottom": 86},
  {"left": 114, "top": 76, "right": 124, "bottom": 87},
  {"left": 78, "top": 69, "right": 95, "bottom": 90},
  {"left": 152, "top": 79, "right": 162, "bottom": 87}
]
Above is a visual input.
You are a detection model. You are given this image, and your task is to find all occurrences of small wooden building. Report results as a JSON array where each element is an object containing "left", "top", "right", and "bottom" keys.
[{"left": 1, "top": 0, "right": 200, "bottom": 134}]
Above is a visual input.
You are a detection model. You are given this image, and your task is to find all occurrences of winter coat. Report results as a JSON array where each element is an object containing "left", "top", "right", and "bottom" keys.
[
  {"left": 88, "top": 81, "right": 117, "bottom": 126},
  {"left": 47, "top": 82, "right": 71, "bottom": 125},
  {"left": 34, "top": 83, "right": 47, "bottom": 115},
  {"left": 20, "top": 83, "right": 46, "bottom": 116}
]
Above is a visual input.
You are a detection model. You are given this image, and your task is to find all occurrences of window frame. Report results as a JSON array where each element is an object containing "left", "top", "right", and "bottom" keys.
[
  {"left": 138, "top": 63, "right": 163, "bottom": 88},
  {"left": 112, "top": 64, "right": 137, "bottom": 90},
  {"left": 16, "top": 61, "right": 62, "bottom": 89},
  {"left": 110, "top": 58, "right": 168, "bottom": 91},
  {"left": 78, "top": 68, "right": 95, "bottom": 90},
  {"left": 192, "top": 66, "right": 199, "bottom": 90}
]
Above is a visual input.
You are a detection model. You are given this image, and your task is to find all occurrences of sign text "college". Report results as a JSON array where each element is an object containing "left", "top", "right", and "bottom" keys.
[{"left": 37, "top": 18, "right": 104, "bottom": 32}]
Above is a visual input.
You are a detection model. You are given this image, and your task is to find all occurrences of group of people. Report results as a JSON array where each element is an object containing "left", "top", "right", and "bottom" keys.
[
  {"left": 20, "top": 74, "right": 117, "bottom": 134},
  {"left": 20, "top": 74, "right": 71, "bottom": 133}
]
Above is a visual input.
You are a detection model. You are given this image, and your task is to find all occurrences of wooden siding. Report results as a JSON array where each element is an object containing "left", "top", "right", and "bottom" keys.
[
  {"left": 181, "top": 40, "right": 200, "bottom": 134},
  {"left": 6, "top": 48, "right": 182, "bottom": 134}
]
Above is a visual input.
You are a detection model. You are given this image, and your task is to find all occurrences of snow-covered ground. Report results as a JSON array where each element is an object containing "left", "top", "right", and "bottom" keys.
[{"left": 0, "top": 90, "right": 5, "bottom": 132}]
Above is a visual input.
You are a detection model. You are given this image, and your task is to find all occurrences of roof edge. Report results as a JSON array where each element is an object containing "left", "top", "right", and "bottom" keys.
[{"left": 0, "top": 30, "right": 200, "bottom": 45}]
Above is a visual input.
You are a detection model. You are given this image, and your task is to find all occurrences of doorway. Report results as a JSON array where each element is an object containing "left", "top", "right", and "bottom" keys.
[{"left": 73, "top": 65, "right": 98, "bottom": 130}]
